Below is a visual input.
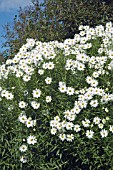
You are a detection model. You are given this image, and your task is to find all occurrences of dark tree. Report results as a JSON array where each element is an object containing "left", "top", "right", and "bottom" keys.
[{"left": 1, "top": 0, "right": 113, "bottom": 58}]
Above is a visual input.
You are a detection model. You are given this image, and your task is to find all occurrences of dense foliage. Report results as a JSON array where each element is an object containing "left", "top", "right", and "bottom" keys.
[{"left": 0, "top": 22, "right": 113, "bottom": 169}]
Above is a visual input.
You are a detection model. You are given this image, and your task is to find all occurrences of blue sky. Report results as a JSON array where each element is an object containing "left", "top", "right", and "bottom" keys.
[{"left": 0, "top": 0, "right": 34, "bottom": 52}]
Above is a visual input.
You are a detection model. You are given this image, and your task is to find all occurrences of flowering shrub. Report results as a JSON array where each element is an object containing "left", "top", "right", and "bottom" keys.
[{"left": 1, "top": 22, "right": 113, "bottom": 169}]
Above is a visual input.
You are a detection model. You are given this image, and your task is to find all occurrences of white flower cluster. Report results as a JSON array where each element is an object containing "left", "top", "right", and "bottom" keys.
[
  {"left": 42, "top": 61, "right": 55, "bottom": 70},
  {"left": 1, "top": 89, "right": 14, "bottom": 100},
  {"left": 59, "top": 82, "right": 74, "bottom": 95},
  {"left": 50, "top": 115, "right": 113, "bottom": 141},
  {"left": 18, "top": 112, "right": 37, "bottom": 163},
  {"left": 1, "top": 22, "right": 113, "bottom": 162},
  {"left": 51, "top": 82, "right": 113, "bottom": 141},
  {"left": 31, "top": 101, "right": 40, "bottom": 109},
  {"left": 65, "top": 57, "right": 86, "bottom": 71},
  {"left": 19, "top": 135, "right": 37, "bottom": 163},
  {"left": 18, "top": 100, "right": 41, "bottom": 110},
  {"left": 0, "top": 38, "right": 58, "bottom": 82},
  {"left": 18, "top": 112, "right": 36, "bottom": 128}
]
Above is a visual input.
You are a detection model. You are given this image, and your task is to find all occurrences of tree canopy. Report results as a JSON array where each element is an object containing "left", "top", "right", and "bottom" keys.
[{"left": 1, "top": 0, "right": 113, "bottom": 59}]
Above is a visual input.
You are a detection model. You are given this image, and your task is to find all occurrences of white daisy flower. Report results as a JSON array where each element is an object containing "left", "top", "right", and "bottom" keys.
[
  {"left": 50, "top": 120, "right": 57, "bottom": 127},
  {"left": 90, "top": 79, "right": 98, "bottom": 87},
  {"left": 86, "top": 76, "right": 92, "bottom": 84},
  {"left": 45, "top": 77, "right": 52, "bottom": 84},
  {"left": 66, "top": 134, "right": 74, "bottom": 142},
  {"left": 92, "top": 71, "right": 99, "bottom": 78},
  {"left": 38, "top": 69, "right": 44, "bottom": 75},
  {"left": 59, "top": 84, "right": 67, "bottom": 93},
  {"left": 54, "top": 116, "right": 60, "bottom": 122},
  {"left": 42, "top": 62, "right": 48, "bottom": 69},
  {"left": 19, "top": 101, "right": 27, "bottom": 109},
  {"left": 93, "top": 117, "right": 101, "bottom": 124},
  {"left": 109, "top": 125, "right": 113, "bottom": 133},
  {"left": 46, "top": 96, "right": 52, "bottom": 103},
  {"left": 18, "top": 114, "right": 27, "bottom": 124},
  {"left": 86, "top": 130, "right": 94, "bottom": 139},
  {"left": 32, "top": 89, "right": 41, "bottom": 98},
  {"left": 56, "top": 122, "right": 62, "bottom": 130},
  {"left": 59, "top": 134, "right": 66, "bottom": 141},
  {"left": 102, "top": 119, "right": 106, "bottom": 124},
  {"left": 74, "top": 124, "right": 81, "bottom": 132},
  {"left": 26, "top": 119, "right": 34, "bottom": 128},
  {"left": 77, "top": 62, "right": 85, "bottom": 71},
  {"left": 47, "top": 62, "right": 55, "bottom": 70},
  {"left": 78, "top": 100, "right": 87, "bottom": 109},
  {"left": 64, "top": 110, "right": 71, "bottom": 119},
  {"left": 98, "top": 123, "right": 104, "bottom": 129},
  {"left": 66, "top": 87, "right": 74, "bottom": 95},
  {"left": 5, "top": 92, "right": 14, "bottom": 100},
  {"left": 23, "top": 75, "right": 31, "bottom": 82},
  {"left": 84, "top": 92, "right": 93, "bottom": 100},
  {"left": 1, "top": 90, "right": 7, "bottom": 97},
  {"left": 20, "top": 156, "right": 27, "bottom": 163},
  {"left": 51, "top": 128, "right": 57, "bottom": 135},
  {"left": 65, "top": 122, "right": 74, "bottom": 130},
  {"left": 100, "top": 129, "right": 108, "bottom": 138},
  {"left": 19, "top": 144, "right": 27, "bottom": 152},
  {"left": 105, "top": 108, "right": 109, "bottom": 112},
  {"left": 27, "top": 135, "right": 37, "bottom": 145},
  {"left": 74, "top": 106, "right": 81, "bottom": 114},
  {"left": 82, "top": 119, "right": 90, "bottom": 127},
  {"left": 16, "top": 70, "right": 23, "bottom": 77},
  {"left": 90, "top": 100, "right": 98, "bottom": 108},
  {"left": 106, "top": 117, "right": 109, "bottom": 121}
]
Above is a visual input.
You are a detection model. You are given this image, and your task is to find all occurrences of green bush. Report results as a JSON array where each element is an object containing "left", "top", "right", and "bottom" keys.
[{"left": 0, "top": 22, "right": 113, "bottom": 169}]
